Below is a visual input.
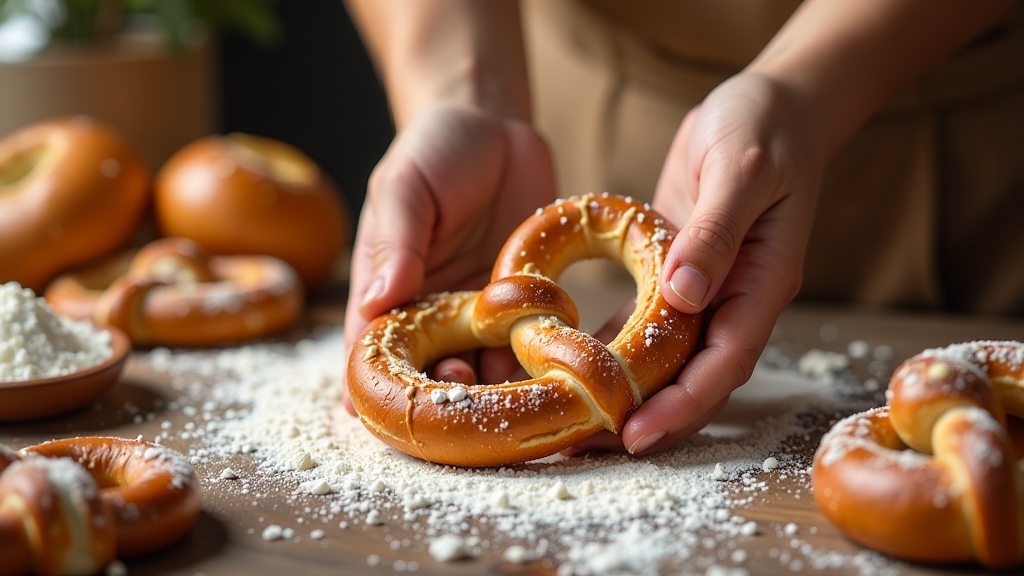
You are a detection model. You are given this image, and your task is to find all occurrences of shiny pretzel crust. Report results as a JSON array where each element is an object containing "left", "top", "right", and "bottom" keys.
[{"left": 348, "top": 193, "right": 702, "bottom": 467}]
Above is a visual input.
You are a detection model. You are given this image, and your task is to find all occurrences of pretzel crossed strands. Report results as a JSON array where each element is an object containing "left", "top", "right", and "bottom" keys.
[
  {"left": 348, "top": 193, "right": 703, "bottom": 467},
  {"left": 0, "top": 437, "right": 201, "bottom": 576},
  {"left": 45, "top": 237, "right": 304, "bottom": 347},
  {"left": 812, "top": 341, "right": 1024, "bottom": 569}
]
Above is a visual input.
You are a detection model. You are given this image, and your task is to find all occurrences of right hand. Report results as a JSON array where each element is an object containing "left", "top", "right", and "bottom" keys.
[{"left": 342, "top": 105, "right": 556, "bottom": 415}]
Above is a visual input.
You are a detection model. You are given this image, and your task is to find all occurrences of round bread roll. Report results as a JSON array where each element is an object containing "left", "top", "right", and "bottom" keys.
[
  {"left": 154, "top": 133, "right": 349, "bottom": 289},
  {"left": 0, "top": 116, "right": 150, "bottom": 292}
]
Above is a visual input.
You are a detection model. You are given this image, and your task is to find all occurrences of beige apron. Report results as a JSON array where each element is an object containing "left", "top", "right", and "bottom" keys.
[{"left": 523, "top": 0, "right": 1024, "bottom": 317}]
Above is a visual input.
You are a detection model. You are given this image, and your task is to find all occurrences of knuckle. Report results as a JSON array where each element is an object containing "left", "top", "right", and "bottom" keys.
[
  {"left": 736, "top": 144, "right": 784, "bottom": 200},
  {"left": 366, "top": 156, "right": 417, "bottom": 200},
  {"left": 779, "top": 269, "right": 803, "bottom": 302},
  {"left": 686, "top": 213, "right": 740, "bottom": 262},
  {"left": 731, "top": 346, "right": 762, "bottom": 389},
  {"left": 368, "top": 238, "right": 398, "bottom": 268},
  {"left": 707, "top": 141, "right": 783, "bottom": 199},
  {"left": 766, "top": 259, "right": 804, "bottom": 303},
  {"left": 366, "top": 165, "right": 385, "bottom": 197}
]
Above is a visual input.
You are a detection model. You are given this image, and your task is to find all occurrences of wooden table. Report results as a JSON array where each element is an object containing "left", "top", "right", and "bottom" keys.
[{"left": 4, "top": 262, "right": 1024, "bottom": 576}]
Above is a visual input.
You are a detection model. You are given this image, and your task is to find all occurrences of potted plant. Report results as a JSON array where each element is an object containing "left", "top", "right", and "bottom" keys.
[{"left": 0, "top": 0, "right": 279, "bottom": 171}]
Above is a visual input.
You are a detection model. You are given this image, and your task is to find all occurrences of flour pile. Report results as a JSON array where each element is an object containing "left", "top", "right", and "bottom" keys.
[
  {"left": 0, "top": 281, "right": 112, "bottom": 381},
  {"left": 143, "top": 327, "right": 902, "bottom": 576}
]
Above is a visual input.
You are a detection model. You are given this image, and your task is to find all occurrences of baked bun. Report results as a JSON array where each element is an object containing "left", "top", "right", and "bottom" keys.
[
  {"left": 0, "top": 116, "right": 150, "bottom": 292},
  {"left": 154, "top": 133, "right": 349, "bottom": 289}
]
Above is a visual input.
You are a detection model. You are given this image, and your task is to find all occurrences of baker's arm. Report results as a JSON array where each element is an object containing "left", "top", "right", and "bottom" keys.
[{"left": 344, "top": 0, "right": 531, "bottom": 128}]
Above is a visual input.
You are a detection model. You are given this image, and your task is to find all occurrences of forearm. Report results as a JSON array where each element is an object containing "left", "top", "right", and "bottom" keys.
[
  {"left": 748, "top": 0, "right": 1015, "bottom": 156},
  {"left": 344, "top": 0, "right": 531, "bottom": 129}
]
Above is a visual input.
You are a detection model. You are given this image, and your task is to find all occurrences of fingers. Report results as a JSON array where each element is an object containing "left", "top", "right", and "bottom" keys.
[
  {"left": 562, "top": 397, "right": 730, "bottom": 457},
  {"left": 434, "top": 358, "right": 477, "bottom": 385},
  {"left": 431, "top": 347, "right": 522, "bottom": 384},
  {"left": 357, "top": 159, "right": 440, "bottom": 320},
  {"left": 621, "top": 236, "right": 803, "bottom": 453},
  {"left": 340, "top": 110, "right": 556, "bottom": 418},
  {"left": 658, "top": 128, "right": 783, "bottom": 315},
  {"left": 560, "top": 430, "right": 624, "bottom": 457},
  {"left": 631, "top": 77, "right": 818, "bottom": 447},
  {"left": 341, "top": 152, "right": 440, "bottom": 416}
]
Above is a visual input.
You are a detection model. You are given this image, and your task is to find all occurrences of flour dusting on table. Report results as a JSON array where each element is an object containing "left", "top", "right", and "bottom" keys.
[{"left": 142, "top": 328, "right": 903, "bottom": 576}]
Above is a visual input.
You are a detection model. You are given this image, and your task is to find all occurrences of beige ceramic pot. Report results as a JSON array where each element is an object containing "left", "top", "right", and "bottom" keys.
[{"left": 0, "top": 21, "right": 216, "bottom": 172}]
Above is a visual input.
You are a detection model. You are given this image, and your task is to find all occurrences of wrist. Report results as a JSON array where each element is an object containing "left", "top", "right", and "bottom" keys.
[
  {"left": 384, "top": 55, "right": 531, "bottom": 130},
  {"left": 351, "top": 0, "right": 532, "bottom": 130}
]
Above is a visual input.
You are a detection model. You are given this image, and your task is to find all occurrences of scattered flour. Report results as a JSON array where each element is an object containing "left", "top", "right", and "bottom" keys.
[
  {"left": 140, "top": 327, "right": 903, "bottom": 576},
  {"left": 428, "top": 533, "right": 470, "bottom": 562},
  {"left": 0, "top": 281, "right": 112, "bottom": 381}
]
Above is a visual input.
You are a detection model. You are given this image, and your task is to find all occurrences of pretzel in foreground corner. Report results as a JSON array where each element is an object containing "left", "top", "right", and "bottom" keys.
[
  {"left": 348, "top": 193, "right": 703, "bottom": 467},
  {"left": 0, "top": 436, "right": 201, "bottom": 576},
  {"left": 812, "top": 340, "right": 1024, "bottom": 569}
]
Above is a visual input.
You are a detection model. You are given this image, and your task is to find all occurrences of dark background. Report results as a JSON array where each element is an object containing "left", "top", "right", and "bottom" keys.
[{"left": 218, "top": 0, "right": 393, "bottom": 223}]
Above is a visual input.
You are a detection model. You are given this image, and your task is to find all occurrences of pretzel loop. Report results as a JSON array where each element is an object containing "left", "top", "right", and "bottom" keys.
[
  {"left": 0, "top": 437, "right": 201, "bottom": 576},
  {"left": 45, "top": 237, "right": 304, "bottom": 347},
  {"left": 812, "top": 341, "right": 1024, "bottom": 568},
  {"left": 348, "top": 193, "right": 703, "bottom": 467}
]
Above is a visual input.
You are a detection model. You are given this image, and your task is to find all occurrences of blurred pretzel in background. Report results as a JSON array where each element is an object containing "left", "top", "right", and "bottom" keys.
[{"left": 45, "top": 237, "right": 304, "bottom": 347}]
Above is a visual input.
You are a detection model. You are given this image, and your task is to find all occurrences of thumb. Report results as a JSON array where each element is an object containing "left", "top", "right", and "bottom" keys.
[
  {"left": 658, "top": 135, "right": 780, "bottom": 314},
  {"left": 342, "top": 159, "right": 437, "bottom": 415},
  {"left": 353, "top": 160, "right": 438, "bottom": 321}
]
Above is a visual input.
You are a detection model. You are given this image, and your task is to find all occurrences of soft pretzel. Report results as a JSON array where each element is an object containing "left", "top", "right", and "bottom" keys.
[
  {"left": 0, "top": 116, "right": 149, "bottom": 293},
  {"left": 812, "top": 340, "right": 1024, "bottom": 568},
  {"left": 348, "top": 193, "right": 702, "bottom": 467},
  {"left": 154, "top": 133, "right": 350, "bottom": 289},
  {"left": 44, "top": 237, "right": 304, "bottom": 347},
  {"left": 0, "top": 437, "right": 201, "bottom": 576}
]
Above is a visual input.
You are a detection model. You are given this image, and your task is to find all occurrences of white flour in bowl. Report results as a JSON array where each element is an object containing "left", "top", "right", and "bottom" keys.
[
  {"left": 142, "top": 327, "right": 902, "bottom": 576},
  {"left": 0, "top": 281, "right": 112, "bottom": 382}
]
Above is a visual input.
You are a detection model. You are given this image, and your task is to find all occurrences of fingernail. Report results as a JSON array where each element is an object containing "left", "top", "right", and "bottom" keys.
[
  {"left": 360, "top": 276, "right": 385, "bottom": 307},
  {"left": 668, "top": 265, "right": 709, "bottom": 308},
  {"left": 628, "top": 430, "right": 666, "bottom": 455}
]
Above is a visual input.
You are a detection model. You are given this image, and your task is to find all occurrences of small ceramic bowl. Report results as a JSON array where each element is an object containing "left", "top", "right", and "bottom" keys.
[{"left": 0, "top": 325, "right": 131, "bottom": 421}]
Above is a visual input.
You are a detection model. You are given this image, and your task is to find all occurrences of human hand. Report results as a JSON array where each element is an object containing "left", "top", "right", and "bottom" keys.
[
  {"left": 342, "top": 105, "right": 556, "bottom": 414},
  {"left": 567, "top": 72, "right": 827, "bottom": 456}
]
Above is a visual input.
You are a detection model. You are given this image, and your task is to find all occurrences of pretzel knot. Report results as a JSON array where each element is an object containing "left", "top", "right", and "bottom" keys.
[
  {"left": 348, "top": 193, "right": 703, "bottom": 467},
  {"left": 812, "top": 341, "right": 1024, "bottom": 569},
  {"left": 45, "top": 237, "right": 304, "bottom": 347},
  {"left": 0, "top": 437, "right": 201, "bottom": 576}
]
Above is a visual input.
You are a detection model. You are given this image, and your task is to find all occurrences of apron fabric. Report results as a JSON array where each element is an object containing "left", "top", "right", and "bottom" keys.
[{"left": 523, "top": 0, "right": 1024, "bottom": 317}]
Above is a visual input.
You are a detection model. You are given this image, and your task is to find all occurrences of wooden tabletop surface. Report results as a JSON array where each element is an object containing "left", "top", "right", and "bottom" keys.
[{"left": 4, "top": 261, "right": 1024, "bottom": 576}]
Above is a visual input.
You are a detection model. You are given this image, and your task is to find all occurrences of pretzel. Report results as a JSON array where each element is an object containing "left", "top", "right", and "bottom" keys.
[
  {"left": 0, "top": 116, "right": 149, "bottom": 293},
  {"left": 348, "top": 193, "right": 703, "bottom": 467},
  {"left": 812, "top": 341, "right": 1024, "bottom": 568},
  {"left": 0, "top": 437, "right": 200, "bottom": 576},
  {"left": 44, "top": 237, "right": 304, "bottom": 347}
]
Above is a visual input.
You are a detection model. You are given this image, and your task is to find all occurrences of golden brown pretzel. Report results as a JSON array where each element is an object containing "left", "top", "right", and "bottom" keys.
[
  {"left": 0, "top": 116, "right": 149, "bottom": 293},
  {"left": 0, "top": 437, "right": 201, "bottom": 576},
  {"left": 812, "top": 340, "right": 1024, "bottom": 568},
  {"left": 44, "top": 237, "right": 304, "bottom": 347},
  {"left": 348, "top": 193, "right": 702, "bottom": 467}
]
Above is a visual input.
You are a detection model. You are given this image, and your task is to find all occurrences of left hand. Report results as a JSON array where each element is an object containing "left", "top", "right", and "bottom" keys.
[{"left": 566, "top": 72, "right": 826, "bottom": 456}]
